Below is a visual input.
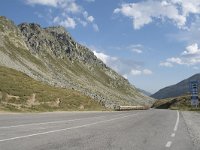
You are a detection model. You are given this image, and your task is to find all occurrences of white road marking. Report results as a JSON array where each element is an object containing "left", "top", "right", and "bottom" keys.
[
  {"left": 0, "top": 113, "right": 137, "bottom": 142},
  {"left": 174, "top": 110, "right": 179, "bottom": 131},
  {"left": 171, "top": 133, "right": 175, "bottom": 137},
  {"left": 165, "top": 110, "right": 179, "bottom": 148},
  {"left": 0, "top": 113, "right": 129, "bottom": 129},
  {"left": 165, "top": 141, "right": 172, "bottom": 148}
]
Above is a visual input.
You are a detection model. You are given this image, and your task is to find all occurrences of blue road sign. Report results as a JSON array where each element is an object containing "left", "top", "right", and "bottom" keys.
[{"left": 190, "top": 81, "right": 199, "bottom": 107}]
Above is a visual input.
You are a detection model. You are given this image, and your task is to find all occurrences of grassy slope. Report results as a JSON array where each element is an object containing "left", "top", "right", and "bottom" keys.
[{"left": 0, "top": 66, "right": 105, "bottom": 112}]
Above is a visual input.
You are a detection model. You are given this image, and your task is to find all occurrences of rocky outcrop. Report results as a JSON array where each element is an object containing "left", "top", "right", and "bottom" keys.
[{"left": 0, "top": 16, "right": 154, "bottom": 108}]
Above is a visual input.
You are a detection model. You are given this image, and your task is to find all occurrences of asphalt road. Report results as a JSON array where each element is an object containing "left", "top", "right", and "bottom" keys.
[{"left": 0, "top": 110, "right": 195, "bottom": 150}]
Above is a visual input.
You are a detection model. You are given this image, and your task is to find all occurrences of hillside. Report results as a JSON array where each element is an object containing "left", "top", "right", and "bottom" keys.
[
  {"left": 0, "top": 66, "right": 104, "bottom": 111},
  {"left": 0, "top": 16, "right": 154, "bottom": 110},
  {"left": 151, "top": 74, "right": 200, "bottom": 99}
]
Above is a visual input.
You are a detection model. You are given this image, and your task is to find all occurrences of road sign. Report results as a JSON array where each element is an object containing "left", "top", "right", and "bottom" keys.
[{"left": 190, "top": 81, "right": 199, "bottom": 107}]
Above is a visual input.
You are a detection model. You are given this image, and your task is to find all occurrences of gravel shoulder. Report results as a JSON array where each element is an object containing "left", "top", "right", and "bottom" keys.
[{"left": 182, "top": 111, "right": 200, "bottom": 149}]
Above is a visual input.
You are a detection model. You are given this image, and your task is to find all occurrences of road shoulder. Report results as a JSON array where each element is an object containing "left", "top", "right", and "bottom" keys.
[{"left": 182, "top": 111, "right": 200, "bottom": 149}]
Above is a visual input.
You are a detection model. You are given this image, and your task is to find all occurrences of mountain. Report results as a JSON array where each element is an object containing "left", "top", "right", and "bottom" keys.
[
  {"left": 137, "top": 88, "right": 152, "bottom": 96},
  {"left": 151, "top": 73, "right": 200, "bottom": 99},
  {"left": 0, "top": 16, "right": 154, "bottom": 110}
]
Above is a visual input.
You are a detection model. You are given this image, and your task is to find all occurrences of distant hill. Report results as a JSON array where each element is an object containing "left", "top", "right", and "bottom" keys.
[
  {"left": 151, "top": 74, "right": 200, "bottom": 99},
  {"left": 0, "top": 16, "right": 154, "bottom": 111}
]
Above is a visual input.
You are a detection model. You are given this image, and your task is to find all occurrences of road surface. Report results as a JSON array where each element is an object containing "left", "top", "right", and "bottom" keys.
[{"left": 0, "top": 109, "right": 195, "bottom": 150}]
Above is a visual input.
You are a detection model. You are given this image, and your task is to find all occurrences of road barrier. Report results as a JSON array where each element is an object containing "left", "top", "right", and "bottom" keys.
[{"left": 114, "top": 105, "right": 149, "bottom": 111}]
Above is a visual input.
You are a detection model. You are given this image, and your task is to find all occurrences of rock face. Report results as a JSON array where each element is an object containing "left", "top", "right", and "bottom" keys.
[
  {"left": 0, "top": 16, "right": 154, "bottom": 108},
  {"left": 152, "top": 74, "right": 200, "bottom": 99}
]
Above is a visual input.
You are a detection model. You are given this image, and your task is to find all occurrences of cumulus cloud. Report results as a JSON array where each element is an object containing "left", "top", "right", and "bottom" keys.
[
  {"left": 182, "top": 43, "right": 200, "bottom": 55},
  {"left": 128, "top": 44, "right": 143, "bottom": 53},
  {"left": 93, "top": 51, "right": 117, "bottom": 64},
  {"left": 131, "top": 69, "right": 142, "bottom": 76},
  {"left": 26, "top": 0, "right": 59, "bottom": 7},
  {"left": 160, "top": 43, "right": 200, "bottom": 67},
  {"left": 62, "top": 1, "right": 81, "bottom": 14},
  {"left": 91, "top": 46, "right": 152, "bottom": 78},
  {"left": 131, "top": 69, "right": 153, "bottom": 76},
  {"left": 54, "top": 16, "right": 76, "bottom": 29},
  {"left": 83, "top": 11, "right": 94, "bottom": 22},
  {"left": 160, "top": 62, "right": 173, "bottom": 67},
  {"left": 25, "top": 0, "right": 98, "bottom": 31},
  {"left": 114, "top": 0, "right": 200, "bottom": 30}
]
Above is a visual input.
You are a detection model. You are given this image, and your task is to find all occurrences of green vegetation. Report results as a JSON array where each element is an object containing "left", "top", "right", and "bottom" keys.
[
  {"left": 152, "top": 95, "right": 200, "bottom": 111},
  {"left": 0, "top": 66, "right": 105, "bottom": 112}
]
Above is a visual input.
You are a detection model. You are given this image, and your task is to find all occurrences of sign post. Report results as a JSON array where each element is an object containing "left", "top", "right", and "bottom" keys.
[{"left": 190, "top": 81, "right": 199, "bottom": 108}]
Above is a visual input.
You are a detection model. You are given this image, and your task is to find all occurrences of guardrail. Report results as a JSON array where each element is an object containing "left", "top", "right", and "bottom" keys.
[{"left": 114, "top": 105, "right": 149, "bottom": 111}]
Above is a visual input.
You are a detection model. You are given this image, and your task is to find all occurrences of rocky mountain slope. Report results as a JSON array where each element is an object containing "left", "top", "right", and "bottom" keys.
[
  {"left": 0, "top": 16, "right": 154, "bottom": 109},
  {"left": 152, "top": 74, "right": 200, "bottom": 99}
]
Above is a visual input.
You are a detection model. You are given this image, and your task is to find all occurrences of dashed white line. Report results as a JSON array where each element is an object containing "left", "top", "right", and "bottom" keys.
[
  {"left": 165, "top": 141, "right": 172, "bottom": 148},
  {"left": 0, "top": 113, "right": 128, "bottom": 129},
  {"left": 0, "top": 113, "right": 137, "bottom": 142},
  {"left": 165, "top": 110, "right": 179, "bottom": 148},
  {"left": 174, "top": 110, "right": 179, "bottom": 131}
]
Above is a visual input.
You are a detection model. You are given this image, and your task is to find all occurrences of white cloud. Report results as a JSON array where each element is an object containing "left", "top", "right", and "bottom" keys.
[
  {"left": 76, "top": 18, "right": 87, "bottom": 27},
  {"left": 93, "top": 51, "right": 117, "bottom": 64},
  {"left": 131, "top": 69, "right": 142, "bottom": 75},
  {"left": 131, "top": 48, "right": 142, "bottom": 54},
  {"left": 54, "top": 16, "right": 76, "bottom": 29},
  {"left": 114, "top": 0, "right": 200, "bottom": 30},
  {"left": 25, "top": 0, "right": 99, "bottom": 31},
  {"left": 123, "top": 74, "right": 128, "bottom": 79},
  {"left": 89, "top": 45, "right": 152, "bottom": 78},
  {"left": 130, "top": 69, "right": 153, "bottom": 76},
  {"left": 83, "top": 11, "right": 98, "bottom": 31},
  {"left": 160, "top": 62, "right": 173, "bottom": 67},
  {"left": 161, "top": 43, "right": 200, "bottom": 67},
  {"left": 127, "top": 44, "right": 143, "bottom": 53},
  {"left": 172, "top": 0, "right": 200, "bottom": 16},
  {"left": 167, "top": 57, "right": 183, "bottom": 64},
  {"left": 87, "top": 16, "right": 94, "bottom": 22},
  {"left": 27, "top": 0, "right": 81, "bottom": 13},
  {"left": 26, "top": 0, "right": 59, "bottom": 7},
  {"left": 62, "top": 1, "right": 81, "bottom": 14},
  {"left": 182, "top": 43, "right": 200, "bottom": 55},
  {"left": 143, "top": 69, "right": 153, "bottom": 75}
]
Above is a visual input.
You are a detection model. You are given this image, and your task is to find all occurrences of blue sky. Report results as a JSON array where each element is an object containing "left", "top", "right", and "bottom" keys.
[{"left": 1, "top": 0, "right": 200, "bottom": 93}]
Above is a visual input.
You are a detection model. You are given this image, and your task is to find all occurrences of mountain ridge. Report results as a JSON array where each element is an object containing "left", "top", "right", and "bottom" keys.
[
  {"left": 151, "top": 73, "right": 200, "bottom": 99},
  {"left": 0, "top": 16, "right": 154, "bottom": 109}
]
